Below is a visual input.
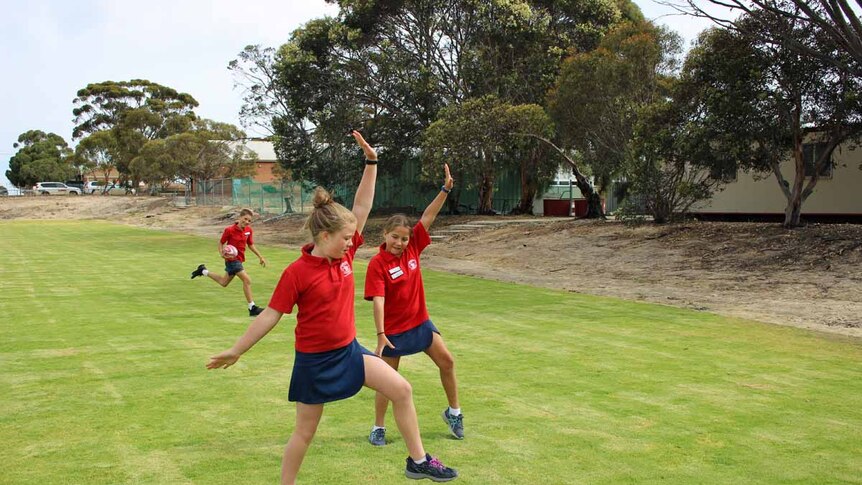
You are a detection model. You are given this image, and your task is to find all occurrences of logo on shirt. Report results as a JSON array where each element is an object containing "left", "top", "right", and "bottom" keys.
[
  {"left": 340, "top": 261, "right": 352, "bottom": 277},
  {"left": 407, "top": 259, "right": 418, "bottom": 270},
  {"left": 389, "top": 266, "right": 404, "bottom": 280}
]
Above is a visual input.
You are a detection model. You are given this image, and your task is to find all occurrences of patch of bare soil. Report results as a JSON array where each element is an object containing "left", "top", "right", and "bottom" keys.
[{"left": 2, "top": 196, "right": 860, "bottom": 338}]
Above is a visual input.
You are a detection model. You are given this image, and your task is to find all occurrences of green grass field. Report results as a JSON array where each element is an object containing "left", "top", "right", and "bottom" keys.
[{"left": 1, "top": 220, "right": 861, "bottom": 484}]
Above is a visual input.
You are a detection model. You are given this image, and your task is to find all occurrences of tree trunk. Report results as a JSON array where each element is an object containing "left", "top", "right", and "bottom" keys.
[
  {"left": 514, "top": 157, "right": 537, "bottom": 214},
  {"left": 513, "top": 133, "right": 605, "bottom": 219},
  {"left": 784, "top": 189, "right": 804, "bottom": 227},
  {"left": 585, "top": 190, "right": 604, "bottom": 218},
  {"left": 477, "top": 173, "right": 495, "bottom": 214},
  {"left": 783, "top": 138, "right": 806, "bottom": 228}
]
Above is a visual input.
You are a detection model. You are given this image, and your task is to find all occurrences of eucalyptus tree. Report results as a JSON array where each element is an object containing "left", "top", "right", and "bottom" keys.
[
  {"left": 131, "top": 119, "right": 258, "bottom": 193},
  {"left": 548, "top": 22, "right": 681, "bottom": 198},
  {"left": 6, "top": 131, "right": 74, "bottom": 187},
  {"left": 72, "top": 80, "right": 199, "bottom": 187},
  {"left": 678, "top": 15, "right": 862, "bottom": 227},
  {"left": 75, "top": 131, "right": 121, "bottom": 188},
  {"left": 423, "top": 96, "right": 555, "bottom": 214}
]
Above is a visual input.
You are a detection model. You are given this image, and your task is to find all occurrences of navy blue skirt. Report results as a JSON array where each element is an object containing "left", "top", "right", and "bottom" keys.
[
  {"left": 289, "top": 339, "right": 375, "bottom": 404},
  {"left": 382, "top": 320, "right": 440, "bottom": 357}
]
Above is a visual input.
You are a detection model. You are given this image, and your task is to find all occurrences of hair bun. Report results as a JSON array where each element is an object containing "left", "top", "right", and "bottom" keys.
[{"left": 312, "top": 187, "right": 334, "bottom": 208}]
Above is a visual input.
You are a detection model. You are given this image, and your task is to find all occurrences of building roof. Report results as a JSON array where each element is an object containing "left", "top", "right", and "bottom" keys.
[{"left": 226, "top": 140, "right": 277, "bottom": 161}]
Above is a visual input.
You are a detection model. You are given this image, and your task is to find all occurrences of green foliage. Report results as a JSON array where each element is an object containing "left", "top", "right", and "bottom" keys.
[
  {"left": 548, "top": 21, "right": 682, "bottom": 193},
  {"left": 130, "top": 119, "right": 257, "bottom": 189},
  {"left": 75, "top": 131, "right": 121, "bottom": 185},
  {"left": 623, "top": 88, "right": 732, "bottom": 223},
  {"left": 72, "top": 80, "right": 198, "bottom": 140},
  {"left": 246, "top": 0, "right": 636, "bottom": 206},
  {"left": 72, "top": 80, "right": 200, "bottom": 186},
  {"left": 5, "top": 130, "right": 74, "bottom": 187}
]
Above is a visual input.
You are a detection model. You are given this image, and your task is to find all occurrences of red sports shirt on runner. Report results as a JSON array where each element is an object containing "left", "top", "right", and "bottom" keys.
[
  {"left": 220, "top": 223, "right": 254, "bottom": 262},
  {"left": 269, "top": 231, "right": 364, "bottom": 353},
  {"left": 364, "top": 222, "right": 431, "bottom": 335}
]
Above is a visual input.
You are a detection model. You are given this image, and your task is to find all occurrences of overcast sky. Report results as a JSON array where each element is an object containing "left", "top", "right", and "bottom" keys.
[{"left": 0, "top": 0, "right": 716, "bottom": 189}]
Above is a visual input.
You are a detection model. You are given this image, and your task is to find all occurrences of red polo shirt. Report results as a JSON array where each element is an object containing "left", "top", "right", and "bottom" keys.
[
  {"left": 364, "top": 222, "right": 431, "bottom": 335},
  {"left": 220, "top": 223, "right": 254, "bottom": 262},
  {"left": 269, "top": 231, "right": 364, "bottom": 353}
]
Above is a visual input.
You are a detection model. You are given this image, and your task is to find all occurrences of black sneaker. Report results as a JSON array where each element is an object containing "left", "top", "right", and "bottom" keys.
[
  {"left": 249, "top": 305, "right": 264, "bottom": 317},
  {"left": 405, "top": 454, "right": 458, "bottom": 482},
  {"left": 190, "top": 264, "right": 206, "bottom": 279}
]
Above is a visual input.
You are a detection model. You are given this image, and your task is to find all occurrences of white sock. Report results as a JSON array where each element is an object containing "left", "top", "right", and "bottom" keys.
[
  {"left": 248, "top": 302, "right": 256, "bottom": 310},
  {"left": 449, "top": 407, "right": 461, "bottom": 416},
  {"left": 202, "top": 269, "right": 209, "bottom": 276},
  {"left": 412, "top": 456, "right": 427, "bottom": 465},
  {"left": 372, "top": 425, "right": 385, "bottom": 431}
]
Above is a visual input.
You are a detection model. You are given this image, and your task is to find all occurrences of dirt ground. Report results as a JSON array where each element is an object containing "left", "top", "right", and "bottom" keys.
[{"left": 3, "top": 196, "right": 861, "bottom": 338}]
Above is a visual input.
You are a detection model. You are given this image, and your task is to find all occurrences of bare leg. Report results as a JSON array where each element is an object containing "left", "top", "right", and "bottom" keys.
[
  {"left": 281, "top": 402, "right": 324, "bottom": 485},
  {"left": 374, "top": 356, "right": 400, "bottom": 427},
  {"left": 207, "top": 271, "right": 235, "bottom": 287},
  {"left": 363, "top": 355, "right": 425, "bottom": 460},
  {"left": 235, "top": 270, "right": 254, "bottom": 303},
  {"left": 425, "top": 333, "right": 459, "bottom": 409}
]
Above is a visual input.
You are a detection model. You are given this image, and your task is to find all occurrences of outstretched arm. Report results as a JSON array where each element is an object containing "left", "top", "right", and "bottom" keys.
[
  {"left": 351, "top": 130, "right": 378, "bottom": 234},
  {"left": 206, "top": 307, "right": 283, "bottom": 369},
  {"left": 420, "top": 163, "right": 454, "bottom": 231}
]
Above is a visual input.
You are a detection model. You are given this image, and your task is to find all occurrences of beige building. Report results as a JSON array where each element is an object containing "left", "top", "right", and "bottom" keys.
[{"left": 694, "top": 140, "right": 862, "bottom": 217}]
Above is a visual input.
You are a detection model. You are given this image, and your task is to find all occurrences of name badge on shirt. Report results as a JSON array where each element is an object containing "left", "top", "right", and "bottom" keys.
[
  {"left": 340, "top": 261, "right": 353, "bottom": 277},
  {"left": 389, "top": 266, "right": 404, "bottom": 280}
]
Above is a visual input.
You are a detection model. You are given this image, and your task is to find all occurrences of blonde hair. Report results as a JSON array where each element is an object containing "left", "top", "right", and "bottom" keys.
[
  {"left": 383, "top": 214, "right": 412, "bottom": 234},
  {"left": 304, "top": 187, "right": 356, "bottom": 241}
]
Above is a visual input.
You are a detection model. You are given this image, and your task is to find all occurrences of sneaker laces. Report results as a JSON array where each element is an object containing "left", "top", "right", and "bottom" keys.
[
  {"left": 428, "top": 456, "right": 445, "bottom": 470},
  {"left": 449, "top": 413, "right": 463, "bottom": 426},
  {"left": 371, "top": 428, "right": 385, "bottom": 440}
]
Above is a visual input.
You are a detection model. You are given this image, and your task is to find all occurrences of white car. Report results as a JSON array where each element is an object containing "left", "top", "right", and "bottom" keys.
[
  {"left": 33, "top": 182, "right": 82, "bottom": 195},
  {"left": 84, "top": 180, "right": 105, "bottom": 194}
]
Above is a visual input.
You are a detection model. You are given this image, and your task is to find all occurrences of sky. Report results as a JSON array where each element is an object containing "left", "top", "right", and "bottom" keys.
[{"left": 0, "top": 0, "right": 718, "bottom": 189}]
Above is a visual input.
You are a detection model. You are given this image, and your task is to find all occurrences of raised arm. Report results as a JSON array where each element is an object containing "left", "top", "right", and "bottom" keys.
[
  {"left": 350, "top": 130, "right": 378, "bottom": 234},
  {"left": 420, "top": 163, "right": 454, "bottom": 231}
]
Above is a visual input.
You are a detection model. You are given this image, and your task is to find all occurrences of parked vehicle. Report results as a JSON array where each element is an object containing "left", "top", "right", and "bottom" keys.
[
  {"left": 0, "top": 186, "right": 8, "bottom": 196},
  {"left": 84, "top": 180, "right": 105, "bottom": 194},
  {"left": 65, "top": 180, "right": 85, "bottom": 192},
  {"left": 32, "top": 182, "right": 82, "bottom": 195},
  {"left": 86, "top": 181, "right": 136, "bottom": 195}
]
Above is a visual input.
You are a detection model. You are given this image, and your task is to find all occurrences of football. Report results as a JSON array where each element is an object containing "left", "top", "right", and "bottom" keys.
[{"left": 222, "top": 244, "right": 238, "bottom": 260}]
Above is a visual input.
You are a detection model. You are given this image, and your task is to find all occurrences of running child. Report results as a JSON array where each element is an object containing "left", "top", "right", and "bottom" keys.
[
  {"left": 364, "top": 163, "right": 464, "bottom": 446},
  {"left": 190, "top": 208, "right": 268, "bottom": 317},
  {"left": 206, "top": 131, "right": 458, "bottom": 484}
]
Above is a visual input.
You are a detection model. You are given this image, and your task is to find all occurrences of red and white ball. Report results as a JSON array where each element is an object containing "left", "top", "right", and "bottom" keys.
[{"left": 222, "top": 244, "right": 239, "bottom": 260}]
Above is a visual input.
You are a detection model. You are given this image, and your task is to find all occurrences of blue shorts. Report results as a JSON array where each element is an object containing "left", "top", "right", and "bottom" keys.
[
  {"left": 224, "top": 260, "right": 244, "bottom": 276},
  {"left": 289, "top": 339, "right": 376, "bottom": 404},
  {"left": 382, "top": 320, "right": 440, "bottom": 358}
]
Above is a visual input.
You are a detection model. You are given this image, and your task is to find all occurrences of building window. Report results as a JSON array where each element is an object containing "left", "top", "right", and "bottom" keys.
[{"left": 802, "top": 143, "right": 833, "bottom": 177}]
